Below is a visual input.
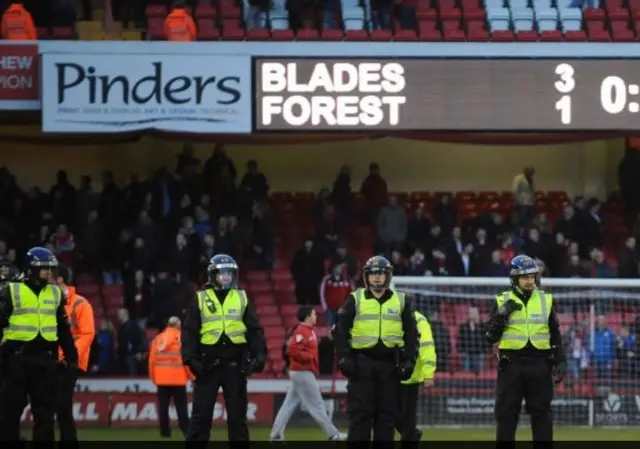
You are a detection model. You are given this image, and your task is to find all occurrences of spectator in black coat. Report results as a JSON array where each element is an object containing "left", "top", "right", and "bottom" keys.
[
  {"left": 116, "top": 308, "right": 146, "bottom": 375},
  {"left": 290, "top": 237, "right": 325, "bottom": 304},
  {"left": 240, "top": 160, "right": 269, "bottom": 201},
  {"left": 485, "top": 249, "right": 509, "bottom": 277},
  {"left": 251, "top": 201, "right": 276, "bottom": 269},
  {"left": 428, "top": 310, "right": 451, "bottom": 372},
  {"left": 457, "top": 306, "right": 487, "bottom": 374},
  {"left": 618, "top": 236, "right": 640, "bottom": 278}
]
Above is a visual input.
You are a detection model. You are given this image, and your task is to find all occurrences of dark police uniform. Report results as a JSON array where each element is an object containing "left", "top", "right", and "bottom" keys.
[
  {"left": 334, "top": 256, "right": 418, "bottom": 442},
  {"left": 485, "top": 255, "right": 566, "bottom": 443},
  {"left": 182, "top": 254, "right": 266, "bottom": 442},
  {"left": 0, "top": 247, "right": 77, "bottom": 441}
]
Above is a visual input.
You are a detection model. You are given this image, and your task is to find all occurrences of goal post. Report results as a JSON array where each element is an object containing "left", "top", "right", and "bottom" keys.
[{"left": 391, "top": 276, "right": 640, "bottom": 428}]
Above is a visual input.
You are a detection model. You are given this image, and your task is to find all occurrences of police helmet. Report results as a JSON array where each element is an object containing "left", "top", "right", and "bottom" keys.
[
  {"left": 362, "top": 255, "right": 393, "bottom": 290},
  {"left": 207, "top": 254, "right": 238, "bottom": 290},
  {"left": 509, "top": 255, "right": 539, "bottom": 289}
]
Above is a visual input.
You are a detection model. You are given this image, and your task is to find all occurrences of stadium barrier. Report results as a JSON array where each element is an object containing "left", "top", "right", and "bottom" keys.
[{"left": 392, "top": 276, "right": 640, "bottom": 428}]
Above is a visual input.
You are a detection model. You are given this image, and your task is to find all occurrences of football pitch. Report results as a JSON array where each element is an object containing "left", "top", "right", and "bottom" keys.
[{"left": 55, "top": 426, "right": 640, "bottom": 441}]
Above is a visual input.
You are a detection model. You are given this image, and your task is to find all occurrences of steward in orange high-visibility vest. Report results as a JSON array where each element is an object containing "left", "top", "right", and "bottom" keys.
[
  {"left": 149, "top": 316, "right": 192, "bottom": 438},
  {"left": 1, "top": 2, "right": 37, "bottom": 40},
  {"left": 55, "top": 264, "right": 95, "bottom": 442},
  {"left": 164, "top": 0, "right": 196, "bottom": 41}
]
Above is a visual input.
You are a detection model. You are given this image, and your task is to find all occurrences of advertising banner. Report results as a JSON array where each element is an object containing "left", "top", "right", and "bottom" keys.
[
  {"left": 593, "top": 392, "right": 640, "bottom": 426},
  {"left": 421, "top": 394, "right": 590, "bottom": 426},
  {"left": 21, "top": 392, "right": 275, "bottom": 427},
  {"left": 0, "top": 43, "right": 39, "bottom": 110},
  {"left": 41, "top": 52, "right": 252, "bottom": 133}
]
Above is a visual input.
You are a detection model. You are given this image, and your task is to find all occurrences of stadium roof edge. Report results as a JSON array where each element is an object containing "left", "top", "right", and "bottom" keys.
[{"left": 37, "top": 41, "right": 640, "bottom": 58}]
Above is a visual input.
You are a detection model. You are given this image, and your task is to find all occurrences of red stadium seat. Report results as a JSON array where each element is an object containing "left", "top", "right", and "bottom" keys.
[
  {"left": 370, "top": 29, "right": 393, "bottom": 40},
  {"left": 247, "top": 270, "right": 270, "bottom": 282},
  {"left": 195, "top": 5, "right": 217, "bottom": 18},
  {"left": 146, "top": 4, "right": 168, "bottom": 17},
  {"left": 221, "top": 27, "right": 245, "bottom": 40},
  {"left": 51, "top": 27, "right": 75, "bottom": 39},
  {"left": 197, "top": 19, "right": 220, "bottom": 40},
  {"left": 491, "top": 30, "right": 514, "bottom": 41},
  {"left": 271, "top": 29, "right": 295, "bottom": 40},
  {"left": 515, "top": 30, "right": 538, "bottom": 41},
  {"left": 321, "top": 29, "right": 344, "bottom": 40},
  {"left": 246, "top": 28, "right": 270, "bottom": 40},
  {"left": 395, "top": 29, "right": 418, "bottom": 40},
  {"left": 564, "top": 30, "right": 587, "bottom": 41},
  {"left": 256, "top": 305, "right": 279, "bottom": 316},
  {"left": 297, "top": 29, "right": 320, "bottom": 40},
  {"left": 539, "top": 30, "right": 563, "bottom": 41}
]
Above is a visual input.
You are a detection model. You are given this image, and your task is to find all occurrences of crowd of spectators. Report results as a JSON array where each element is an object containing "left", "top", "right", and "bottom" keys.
[{"left": 2, "top": 153, "right": 640, "bottom": 378}]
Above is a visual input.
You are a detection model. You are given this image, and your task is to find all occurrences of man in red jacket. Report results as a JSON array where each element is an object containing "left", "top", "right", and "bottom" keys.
[{"left": 269, "top": 306, "right": 345, "bottom": 442}]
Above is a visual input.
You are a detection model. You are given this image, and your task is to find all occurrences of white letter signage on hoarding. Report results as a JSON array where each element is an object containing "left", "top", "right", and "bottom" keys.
[{"left": 41, "top": 52, "right": 252, "bottom": 134}]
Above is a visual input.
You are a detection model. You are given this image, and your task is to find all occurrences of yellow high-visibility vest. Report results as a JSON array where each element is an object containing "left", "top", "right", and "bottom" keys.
[
  {"left": 350, "top": 288, "right": 405, "bottom": 349},
  {"left": 197, "top": 289, "right": 248, "bottom": 345},
  {"left": 403, "top": 311, "right": 437, "bottom": 384},
  {"left": 3, "top": 282, "right": 61, "bottom": 343},
  {"left": 497, "top": 290, "right": 552, "bottom": 350}
]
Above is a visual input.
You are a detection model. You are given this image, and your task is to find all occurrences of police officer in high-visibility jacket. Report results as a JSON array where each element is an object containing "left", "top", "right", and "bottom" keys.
[
  {"left": 334, "top": 255, "right": 418, "bottom": 442},
  {"left": 485, "top": 255, "right": 566, "bottom": 443},
  {"left": 0, "top": 247, "right": 77, "bottom": 441},
  {"left": 182, "top": 254, "right": 267, "bottom": 442},
  {"left": 396, "top": 310, "right": 436, "bottom": 441},
  {"left": 149, "top": 316, "right": 192, "bottom": 439}
]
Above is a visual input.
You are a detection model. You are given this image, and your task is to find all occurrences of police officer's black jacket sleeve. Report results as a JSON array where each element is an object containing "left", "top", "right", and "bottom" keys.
[
  {"left": 181, "top": 295, "right": 202, "bottom": 364},
  {"left": 401, "top": 296, "right": 418, "bottom": 363},
  {"left": 243, "top": 300, "right": 266, "bottom": 358},
  {"left": 334, "top": 293, "right": 357, "bottom": 359},
  {"left": 549, "top": 307, "right": 565, "bottom": 364},
  {"left": 485, "top": 298, "right": 508, "bottom": 345},
  {"left": 0, "top": 284, "right": 11, "bottom": 329},
  {"left": 57, "top": 293, "right": 78, "bottom": 365}
]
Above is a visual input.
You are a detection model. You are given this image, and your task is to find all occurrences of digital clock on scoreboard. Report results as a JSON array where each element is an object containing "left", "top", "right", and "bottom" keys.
[{"left": 254, "top": 58, "right": 640, "bottom": 131}]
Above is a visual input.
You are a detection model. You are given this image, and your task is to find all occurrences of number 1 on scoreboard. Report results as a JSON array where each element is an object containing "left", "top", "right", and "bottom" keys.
[{"left": 554, "top": 63, "right": 575, "bottom": 126}]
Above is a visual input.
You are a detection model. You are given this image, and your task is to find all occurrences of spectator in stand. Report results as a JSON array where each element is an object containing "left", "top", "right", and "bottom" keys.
[
  {"left": 562, "top": 254, "right": 587, "bottom": 278},
  {"left": 457, "top": 307, "right": 486, "bottom": 374},
  {"left": 76, "top": 176, "right": 99, "bottom": 229},
  {"left": 245, "top": 0, "right": 269, "bottom": 28},
  {"left": 591, "top": 248, "right": 615, "bottom": 278},
  {"left": 203, "top": 144, "right": 237, "bottom": 181},
  {"left": 445, "top": 226, "right": 464, "bottom": 257},
  {"left": 102, "top": 230, "right": 125, "bottom": 285},
  {"left": 320, "top": 263, "right": 353, "bottom": 326},
  {"left": 369, "top": 0, "right": 392, "bottom": 29},
  {"left": 1, "top": 1, "right": 36, "bottom": 39},
  {"left": 592, "top": 314, "right": 616, "bottom": 378},
  {"left": 428, "top": 249, "right": 450, "bottom": 276},
  {"left": 390, "top": 250, "right": 408, "bottom": 275},
  {"left": 499, "top": 234, "right": 516, "bottom": 264},
  {"left": 164, "top": 232, "right": 194, "bottom": 284},
  {"left": 251, "top": 202, "right": 276, "bottom": 269},
  {"left": 314, "top": 188, "right": 332, "bottom": 224},
  {"left": 376, "top": 195, "right": 408, "bottom": 253},
  {"left": 198, "top": 233, "right": 217, "bottom": 273},
  {"left": 473, "top": 228, "right": 492, "bottom": 268},
  {"left": 291, "top": 236, "right": 325, "bottom": 305},
  {"left": 240, "top": 160, "right": 270, "bottom": 201},
  {"left": 175, "top": 144, "right": 199, "bottom": 177},
  {"left": 554, "top": 206, "right": 576, "bottom": 241},
  {"left": 582, "top": 199, "right": 604, "bottom": 251},
  {"left": 522, "top": 227, "right": 545, "bottom": 261},
  {"left": 116, "top": 308, "right": 146, "bottom": 375},
  {"left": 564, "top": 325, "right": 588, "bottom": 383},
  {"left": 49, "top": 223, "right": 76, "bottom": 267},
  {"left": 164, "top": 0, "right": 196, "bottom": 41},
  {"left": 427, "top": 310, "right": 450, "bottom": 372},
  {"left": 150, "top": 268, "right": 184, "bottom": 329},
  {"left": 330, "top": 243, "right": 357, "bottom": 278},
  {"left": 316, "top": 204, "right": 343, "bottom": 257},
  {"left": 94, "top": 320, "right": 116, "bottom": 374},
  {"left": 193, "top": 206, "right": 213, "bottom": 242},
  {"left": 406, "top": 206, "right": 430, "bottom": 254},
  {"left": 618, "top": 236, "right": 639, "bottom": 278},
  {"left": 360, "top": 162, "right": 388, "bottom": 221},
  {"left": 125, "top": 270, "right": 152, "bottom": 325},
  {"left": 99, "top": 171, "right": 121, "bottom": 239},
  {"left": 512, "top": 167, "right": 536, "bottom": 227},
  {"left": 449, "top": 243, "right": 479, "bottom": 277},
  {"left": 434, "top": 194, "right": 458, "bottom": 236},
  {"left": 407, "top": 248, "right": 426, "bottom": 275},
  {"left": 127, "top": 236, "right": 155, "bottom": 278},
  {"left": 426, "top": 224, "right": 443, "bottom": 252},
  {"left": 547, "top": 232, "right": 568, "bottom": 277},
  {"left": 79, "top": 210, "right": 104, "bottom": 274},
  {"left": 615, "top": 326, "right": 637, "bottom": 377},
  {"left": 329, "top": 166, "right": 352, "bottom": 224},
  {"left": 214, "top": 216, "right": 235, "bottom": 256},
  {"left": 485, "top": 249, "right": 509, "bottom": 277}
]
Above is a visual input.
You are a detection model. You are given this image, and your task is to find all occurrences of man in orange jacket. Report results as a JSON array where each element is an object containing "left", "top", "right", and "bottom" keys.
[
  {"left": 1, "top": 1, "right": 37, "bottom": 40},
  {"left": 55, "top": 265, "right": 95, "bottom": 442},
  {"left": 164, "top": 0, "right": 196, "bottom": 41},
  {"left": 149, "top": 316, "right": 192, "bottom": 438}
]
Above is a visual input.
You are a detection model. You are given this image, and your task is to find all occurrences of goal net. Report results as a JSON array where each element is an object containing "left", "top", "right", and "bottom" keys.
[{"left": 391, "top": 276, "right": 640, "bottom": 428}]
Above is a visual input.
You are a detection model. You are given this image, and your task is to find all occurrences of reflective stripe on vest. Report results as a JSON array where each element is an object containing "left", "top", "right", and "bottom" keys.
[
  {"left": 69, "top": 296, "right": 86, "bottom": 340},
  {"left": 350, "top": 288, "right": 405, "bottom": 349},
  {"left": 497, "top": 290, "right": 552, "bottom": 350},
  {"left": 197, "top": 289, "right": 248, "bottom": 345},
  {"left": 4, "top": 282, "right": 61, "bottom": 342}
]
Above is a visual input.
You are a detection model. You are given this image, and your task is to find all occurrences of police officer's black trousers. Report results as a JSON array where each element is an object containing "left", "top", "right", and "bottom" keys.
[
  {"left": 495, "top": 355, "right": 554, "bottom": 443},
  {"left": 157, "top": 385, "right": 189, "bottom": 438},
  {"left": 396, "top": 383, "right": 422, "bottom": 441},
  {"left": 56, "top": 363, "right": 79, "bottom": 441},
  {"left": 0, "top": 350, "right": 57, "bottom": 441},
  {"left": 346, "top": 355, "right": 399, "bottom": 441},
  {"left": 186, "top": 362, "right": 249, "bottom": 442}
]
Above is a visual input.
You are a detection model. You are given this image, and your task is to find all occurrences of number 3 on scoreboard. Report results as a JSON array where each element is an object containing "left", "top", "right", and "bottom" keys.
[{"left": 554, "top": 63, "right": 575, "bottom": 125}]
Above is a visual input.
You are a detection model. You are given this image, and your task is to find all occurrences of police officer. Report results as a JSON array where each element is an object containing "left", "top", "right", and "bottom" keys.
[
  {"left": 396, "top": 309, "right": 436, "bottom": 441},
  {"left": 182, "top": 254, "right": 267, "bottom": 442},
  {"left": 486, "top": 255, "right": 566, "bottom": 443},
  {"left": 0, "top": 247, "right": 77, "bottom": 441},
  {"left": 334, "top": 255, "right": 418, "bottom": 442}
]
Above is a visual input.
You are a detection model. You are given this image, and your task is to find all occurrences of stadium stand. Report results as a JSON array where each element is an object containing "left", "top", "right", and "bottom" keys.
[{"left": 6, "top": 0, "right": 640, "bottom": 42}]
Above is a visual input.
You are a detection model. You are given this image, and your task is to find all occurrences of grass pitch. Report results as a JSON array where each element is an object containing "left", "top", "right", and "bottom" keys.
[{"left": 50, "top": 426, "right": 640, "bottom": 441}]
